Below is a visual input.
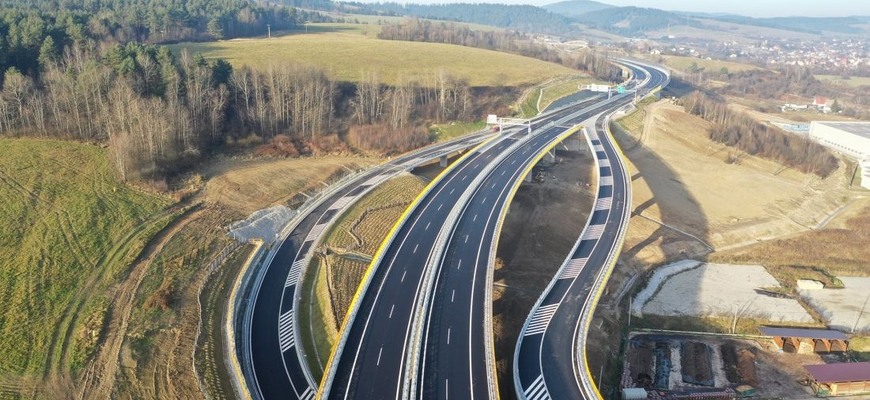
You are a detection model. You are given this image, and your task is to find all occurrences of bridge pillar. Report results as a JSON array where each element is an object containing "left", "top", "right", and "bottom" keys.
[
  {"left": 439, "top": 155, "right": 448, "bottom": 167},
  {"left": 544, "top": 150, "right": 556, "bottom": 163},
  {"left": 563, "top": 138, "right": 583, "bottom": 152}
]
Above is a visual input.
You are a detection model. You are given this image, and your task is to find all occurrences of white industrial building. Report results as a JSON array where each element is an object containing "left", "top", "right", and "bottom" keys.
[{"left": 808, "top": 121, "right": 870, "bottom": 189}]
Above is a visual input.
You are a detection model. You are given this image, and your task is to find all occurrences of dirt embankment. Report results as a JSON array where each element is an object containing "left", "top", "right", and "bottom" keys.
[
  {"left": 582, "top": 98, "right": 863, "bottom": 395},
  {"left": 494, "top": 147, "right": 597, "bottom": 398}
]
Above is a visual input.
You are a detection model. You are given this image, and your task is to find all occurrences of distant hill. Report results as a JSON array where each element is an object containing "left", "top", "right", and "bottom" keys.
[
  {"left": 540, "top": 3, "right": 870, "bottom": 38},
  {"left": 542, "top": 0, "right": 614, "bottom": 18},
  {"left": 703, "top": 15, "right": 870, "bottom": 35},
  {"left": 571, "top": 6, "right": 701, "bottom": 36},
  {"left": 353, "top": 2, "right": 576, "bottom": 35}
]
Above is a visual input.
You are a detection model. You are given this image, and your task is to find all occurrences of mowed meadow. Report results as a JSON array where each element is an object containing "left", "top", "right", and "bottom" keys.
[
  {"left": 0, "top": 139, "right": 170, "bottom": 381},
  {"left": 172, "top": 23, "right": 578, "bottom": 87}
]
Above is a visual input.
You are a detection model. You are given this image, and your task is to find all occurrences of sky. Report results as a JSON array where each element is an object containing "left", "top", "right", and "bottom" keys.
[{"left": 390, "top": 0, "right": 870, "bottom": 18}]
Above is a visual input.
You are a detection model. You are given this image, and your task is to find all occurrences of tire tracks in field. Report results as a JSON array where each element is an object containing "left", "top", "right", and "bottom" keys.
[
  {"left": 0, "top": 166, "right": 99, "bottom": 384},
  {"left": 46, "top": 204, "right": 184, "bottom": 394},
  {"left": 77, "top": 205, "right": 205, "bottom": 400}
]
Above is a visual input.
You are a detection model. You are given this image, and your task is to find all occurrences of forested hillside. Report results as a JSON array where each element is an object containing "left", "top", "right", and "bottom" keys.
[
  {"left": 703, "top": 15, "right": 870, "bottom": 35},
  {"left": 352, "top": 2, "right": 576, "bottom": 35},
  {"left": 681, "top": 91, "right": 839, "bottom": 177},
  {"left": 571, "top": 6, "right": 701, "bottom": 36},
  {"left": 542, "top": 0, "right": 614, "bottom": 18},
  {"left": 0, "top": 0, "right": 620, "bottom": 184},
  {"left": 0, "top": 0, "right": 329, "bottom": 79}
]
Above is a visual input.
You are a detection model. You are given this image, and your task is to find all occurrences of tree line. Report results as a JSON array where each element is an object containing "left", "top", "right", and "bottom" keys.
[
  {"left": 681, "top": 91, "right": 839, "bottom": 178},
  {"left": 353, "top": 2, "right": 576, "bottom": 35},
  {"left": 676, "top": 63, "right": 869, "bottom": 119},
  {"left": 0, "top": 0, "right": 324, "bottom": 82},
  {"left": 0, "top": 39, "right": 494, "bottom": 181},
  {"left": 378, "top": 19, "right": 623, "bottom": 82}
]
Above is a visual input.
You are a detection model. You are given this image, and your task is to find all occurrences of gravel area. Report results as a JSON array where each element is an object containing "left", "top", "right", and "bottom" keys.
[
  {"left": 632, "top": 259, "right": 702, "bottom": 316},
  {"left": 800, "top": 277, "right": 870, "bottom": 332},
  {"left": 642, "top": 263, "right": 814, "bottom": 323},
  {"left": 227, "top": 205, "right": 296, "bottom": 242}
]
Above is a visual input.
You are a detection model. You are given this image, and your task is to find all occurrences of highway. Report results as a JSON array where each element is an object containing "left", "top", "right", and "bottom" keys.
[
  {"left": 418, "top": 96, "right": 637, "bottom": 399},
  {"left": 242, "top": 58, "right": 668, "bottom": 400},
  {"left": 241, "top": 133, "right": 489, "bottom": 400},
  {"left": 319, "top": 104, "right": 591, "bottom": 399},
  {"left": 514, "top": 62, "right": 669, "bottom": 400}
]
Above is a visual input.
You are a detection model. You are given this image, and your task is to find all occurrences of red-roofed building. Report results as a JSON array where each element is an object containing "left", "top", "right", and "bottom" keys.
[{"left": 805, "top": 362, "right": 870, "bottom": 397}]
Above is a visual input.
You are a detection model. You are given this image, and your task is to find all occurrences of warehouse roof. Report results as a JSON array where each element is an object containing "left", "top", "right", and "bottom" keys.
[
  {"left": 805, "top": 362, "right": 870, "bottom": 383},
  {"left": 816, "top": 121, "right": 870, "bottom": 140},
  {"left": 760, "top": 327, "right": 849, "bottom": 340}
]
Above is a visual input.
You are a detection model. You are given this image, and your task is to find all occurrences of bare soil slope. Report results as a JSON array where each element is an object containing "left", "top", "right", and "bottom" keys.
[{"left": 494, "top": 148, "right": 597, "bottom": 398}]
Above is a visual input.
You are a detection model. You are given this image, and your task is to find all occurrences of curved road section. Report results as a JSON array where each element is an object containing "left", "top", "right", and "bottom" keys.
[
  {"left": 319, "top": 104, "right": 594, "bottom": 399},
  {"left": 514, "top": 62, "right": 669, "bottom": 400},
  {"left": 241, "top": 133, "right": 489, "bottom": 400},
  {"left": 417, "top": 95, "right": 646, "bottom": 399}
]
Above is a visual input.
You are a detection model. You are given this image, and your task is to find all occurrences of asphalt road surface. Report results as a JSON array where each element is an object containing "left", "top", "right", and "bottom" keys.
[
  {"left": 322, "top": 104, "right": 589, "bottom": 399},
  {"left": 419, "top": 97, "right": 621, "bottom": 400},
  {"left": 514, "top": 62, "right": 668, "bottom": 400},
  {"left": 244, "top": 133, "right": 488, "bottom": 400}
]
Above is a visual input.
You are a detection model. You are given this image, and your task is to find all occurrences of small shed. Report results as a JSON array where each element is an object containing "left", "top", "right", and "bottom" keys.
[
  {"left": 805, "top": 362, "right": 870, "bottom": 397},
  {"left": 760, "top": 327, "right": 849, "bottom": 354}
]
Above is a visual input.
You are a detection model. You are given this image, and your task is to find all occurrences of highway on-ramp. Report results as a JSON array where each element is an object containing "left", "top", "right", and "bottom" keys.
[
  {"left": 417, "top": 95, "right": 643, "bottom": 399},
  {"left": 514, "top": 62, "right": 669, "bottom": 400}
]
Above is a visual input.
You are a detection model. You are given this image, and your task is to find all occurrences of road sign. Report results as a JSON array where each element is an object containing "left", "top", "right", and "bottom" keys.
[{"left": 617, "top": 85, "right": 625, "bottom": 94}]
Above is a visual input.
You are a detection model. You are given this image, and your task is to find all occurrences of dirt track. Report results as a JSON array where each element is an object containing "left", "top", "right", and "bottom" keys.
[{"left": 77, "top": 205, "right": 206, "bottom": 400}]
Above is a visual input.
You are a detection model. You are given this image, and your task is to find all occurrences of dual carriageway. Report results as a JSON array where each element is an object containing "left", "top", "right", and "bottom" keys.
[{"left": 238, "top": 60, "right": 670, "bottom": 400}]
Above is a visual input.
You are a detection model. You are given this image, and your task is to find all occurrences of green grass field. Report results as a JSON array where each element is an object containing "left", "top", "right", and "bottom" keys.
[
  {"left": 815, "top": 74, "right": 870, "bottom": 88},
  {"left": 299, "top": 173, "right": 426, "bottom": 380},
  {"left": 616, "top": 96, "right": 656, "bottom": 133},
  {"left": 172, "top": 24, "right": 577, "bottom": 87},
  {"left": 431, "top": 121, "right": 488, "bottom": 142},
  {"left": 538, "top": 76, "right": 599, "bottom": 110},
  {"left": 0, "top": 138, "right": 170, "bottom": 377},
  {"left": 662, "top": 55, "right": 762, "bottom": 74},
  {"left": 517, "top": 75, "right": 601, "bottom": 117}
]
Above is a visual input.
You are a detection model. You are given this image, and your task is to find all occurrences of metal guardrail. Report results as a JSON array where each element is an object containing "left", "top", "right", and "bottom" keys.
[
  {"left": 512, "top": 60, "right": 671, "bottom": 400},
  {"left": 225, "top": 240, "right": 265, "bottom": 400},
  {"left": 317, "top": 134, "right": 498, "bottom": 398},
  {"left": 317, "top": 97, "right": 602, "bottom": 398},
  {"left": 403, "top": 136, "right": 508, "bottom": 399},
  {"left": 574, "top": 61, "right": 671, "bottom": 398},
  {"left": 511, "top": 124, "right": 604, "bottom": 399},
  {"left": 240, "top": 165, "right": 381, "bottom": 399},
  {"left": 575, "top": 111, "right": 633, "bottom": 398},
  {"left": 289, "top": 135, "right": 493, "bottom": 390},
  {"left": 228, "top": 132, "right": 491, "bottom": 400},
  {"left": 405, "top": 127, "right": 563, "bottom": 399},
  {"left": 484, "top": 125, "right": 583, "bottom": 399}
]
